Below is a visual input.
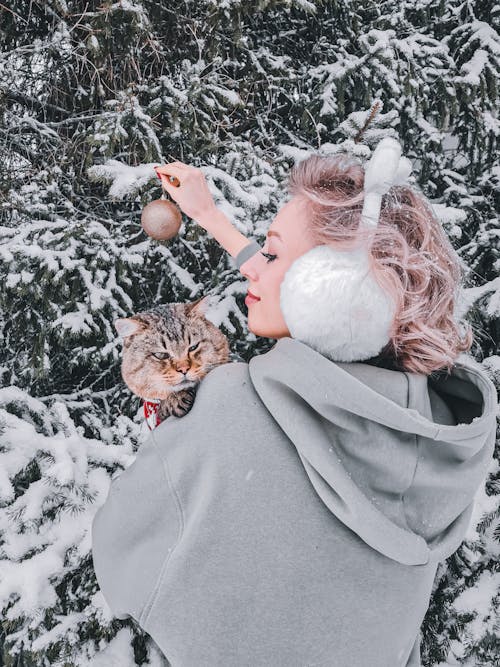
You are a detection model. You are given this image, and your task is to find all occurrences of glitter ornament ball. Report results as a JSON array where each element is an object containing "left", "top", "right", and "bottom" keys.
[{"left": 141, "top": 197, "right": 182, "bottom": 240}]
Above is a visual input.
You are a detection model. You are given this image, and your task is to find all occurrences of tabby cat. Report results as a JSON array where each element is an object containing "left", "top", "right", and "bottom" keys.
[{"left": 114, "top": 296, "right": 230, "bottom": 421}]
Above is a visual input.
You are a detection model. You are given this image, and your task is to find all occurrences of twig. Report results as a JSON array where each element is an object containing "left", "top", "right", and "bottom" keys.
[
  {"left": 354, "top": 101, "right": 382, "bottom": 143},
  {"left": 1, "top": 89, "right": 71, "bottom": 117},
  {"left": 0, "top": 2, "right": 28, "bottom": 24}
]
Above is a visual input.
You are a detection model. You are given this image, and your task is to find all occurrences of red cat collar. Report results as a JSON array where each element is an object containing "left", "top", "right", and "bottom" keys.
[{"left": 143, "top": 398, "right": 162, "bottom": 430}]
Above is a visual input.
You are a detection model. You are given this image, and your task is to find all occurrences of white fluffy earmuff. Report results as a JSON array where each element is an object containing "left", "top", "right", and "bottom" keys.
[
  {"left": 279, "top": 244, "right": 396, "bottom": 362},
  {"left": 279, "top": 136, "right": 413, "bottom": 363}
]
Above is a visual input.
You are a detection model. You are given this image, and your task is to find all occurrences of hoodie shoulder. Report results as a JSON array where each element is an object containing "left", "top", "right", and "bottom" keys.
[
  {"left": 152, "top": 361, "right": 255, "bottom": 446},
  {"left": 197, "top": 361, "right": 254, "bottom": 404},
  {"left": 91, "top": 362, "right": 257, "bottom": 624}
]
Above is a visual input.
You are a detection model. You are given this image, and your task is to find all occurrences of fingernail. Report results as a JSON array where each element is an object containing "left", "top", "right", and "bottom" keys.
[{"left": 157, "top": 173, "right": 162, "bottom": 179}]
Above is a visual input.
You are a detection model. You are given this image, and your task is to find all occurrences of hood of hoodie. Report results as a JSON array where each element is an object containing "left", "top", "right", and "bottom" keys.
[{"left": 248, "top": 337, "right": 498, "bottom": 566}]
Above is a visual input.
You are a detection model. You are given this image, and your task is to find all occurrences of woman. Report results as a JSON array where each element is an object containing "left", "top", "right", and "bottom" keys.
[{"left": 92, "top": 139, "right": 497, "bottom": 667}]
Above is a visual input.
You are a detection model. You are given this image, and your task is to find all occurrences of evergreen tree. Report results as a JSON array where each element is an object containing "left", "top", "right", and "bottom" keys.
[{"left": 0, "top": 1, "right": 498, "bottom": 664}]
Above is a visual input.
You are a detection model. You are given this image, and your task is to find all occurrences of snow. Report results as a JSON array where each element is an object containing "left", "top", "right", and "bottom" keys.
[
  {"left": 165, "top": 254, "right": 203, "bottom": 292},
  {"left": 157, "top": 75, "right": 189, "bottom": 105},
  {"left": 458, "top": 277, "right": 500, "bottom": 320},
  {"left": 79, "top": 627, "right": 137, "bottom": 666},
  {"left": 482, "top": 355, "right": 500, "bottom": 383},
  {"left": 202, "top": 285, "right": 249, "bottom": 334},
  {"left": 482, "top": 110, "right": 499, "bottom": 135},
  {"left": 466, "top": 456, "right": 500, "bottom": 551},
  {"left": 87, "top": 159, "right": 160, "bottom": 199},
  {"left": 292, "top": 0, "right": 317, "bottom": 12},
  {"left": 0, "top": 388, "right": 144, "bottom": 649},
  {"left": 51, "top": 302, "right": 95, "bottom": 335},
  {"left": 415, "top": 116, "right": 446, "bottom": 142},
  {"left": 452, "top": 570, "right": 500, "bottom": 642},
  {"left": 88, "top": 34, "right": 100, "bottom": 52},
  {"left": 108, "top": 0, "right": 152, "bottom": 30},
  {"left": 459, "top": 48, "right": 490, "bottom": 85},
  {"left": 430, "top": 202, "right": 467, "bottom": 239},
  {"left": 463, "top": 20, "right": 500, "bottom": 53},
  {"left": 308, "top": 54, "right": 365, "bottom": 118},
  {"left": 205, "top": 83, "right": 242, "bottom": 106}
]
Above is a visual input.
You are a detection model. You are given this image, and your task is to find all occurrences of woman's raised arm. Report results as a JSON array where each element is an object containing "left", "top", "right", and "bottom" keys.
[{"left": 155, "top": 161, "right": 259, "bottom": 262}]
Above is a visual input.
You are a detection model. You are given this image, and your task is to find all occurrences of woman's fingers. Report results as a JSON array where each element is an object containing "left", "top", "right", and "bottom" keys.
[
  {"left": 156, "top": 164, "right": 204, "bottom": 190},
  {"left": 155, "top": 164, "right": 185, "bottom": 173},
  {"left": 155, "top": 164, "right": 183, "bottom": 177},
  {"left": 154, "top": 164, "right": 184, "bottom": 188},
  {"left": 150, "top": 163, "right": 216, "bottom": 225},
  {"left": 159, "top": 173, "right": 181, "bottom": 188},
  {"left": 155, "top": 162, "right": 190, "bottom": 177}
]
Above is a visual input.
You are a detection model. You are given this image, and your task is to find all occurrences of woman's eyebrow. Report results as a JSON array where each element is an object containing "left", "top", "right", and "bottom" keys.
[{"left": 267, "top": 230, "right": 282, "bottom": 239}]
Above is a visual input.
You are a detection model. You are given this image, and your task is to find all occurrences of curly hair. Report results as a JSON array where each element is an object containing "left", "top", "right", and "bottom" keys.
[{"left": 286, "top": 152, "right": 473, "bottom": 375}]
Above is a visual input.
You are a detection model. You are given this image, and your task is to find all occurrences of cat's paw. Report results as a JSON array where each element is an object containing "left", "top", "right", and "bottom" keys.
[
  {"left": 171, "top": 387, "right": 197, "bottom": 417},
  {"left": 160, "top": 387, "right": 197, "bottom": 419}
]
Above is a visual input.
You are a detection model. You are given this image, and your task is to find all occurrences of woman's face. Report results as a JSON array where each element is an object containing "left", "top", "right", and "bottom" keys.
[{"left": 239, "top": 196, "right": 318, "bottom": 339}]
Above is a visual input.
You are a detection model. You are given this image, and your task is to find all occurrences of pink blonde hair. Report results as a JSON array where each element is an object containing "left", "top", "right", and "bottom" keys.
[{"left": 286, "top": 153, "right": 473, "bottom": 376}]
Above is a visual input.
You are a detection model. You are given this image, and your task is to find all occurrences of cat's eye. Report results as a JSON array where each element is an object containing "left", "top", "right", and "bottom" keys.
[
  {"left": 261, "top": 251, "right": 277, "bottom": 263},
  {"left": 188, "top": 342, "right": 200, "bottom": 352},
  {"left": 152, "top": 352, "right": 170, "bottom": 360}
]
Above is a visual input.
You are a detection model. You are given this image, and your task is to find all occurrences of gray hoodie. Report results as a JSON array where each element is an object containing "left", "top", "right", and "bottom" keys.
[{"left": 91, "top": 335, "right": 497, "bottom": 667}]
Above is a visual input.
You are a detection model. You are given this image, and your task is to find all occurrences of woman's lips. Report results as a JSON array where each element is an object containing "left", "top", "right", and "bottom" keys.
[{"left": 245, "top": 290, "right": 261, "bottom": 306}]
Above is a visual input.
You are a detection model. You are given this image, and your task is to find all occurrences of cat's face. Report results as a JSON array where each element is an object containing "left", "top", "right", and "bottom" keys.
[{"left": 114, "top": 297, "right": 229, "bottom": 400}]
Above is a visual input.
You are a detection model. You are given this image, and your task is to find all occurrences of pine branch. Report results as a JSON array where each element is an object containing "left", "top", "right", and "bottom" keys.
[
  {"left": 354, "top": 100, "right": 382, "bottom": 143},
  {"left": 1, "top": 88, "right": 71, "bottom": 118}
]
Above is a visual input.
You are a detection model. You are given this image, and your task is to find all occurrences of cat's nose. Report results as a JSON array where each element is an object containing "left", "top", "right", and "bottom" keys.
[{"left": 176, "top": 364, "right": 189, "bottom": 375}]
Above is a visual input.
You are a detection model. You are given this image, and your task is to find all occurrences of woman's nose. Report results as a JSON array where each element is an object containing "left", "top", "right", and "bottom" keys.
[{"left": 239, "top": 250, "right": 263, "bottom": 279}]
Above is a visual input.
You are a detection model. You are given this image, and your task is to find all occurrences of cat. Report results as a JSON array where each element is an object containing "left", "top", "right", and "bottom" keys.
[{"left": 114, "top": 296, "right": 230, "bottom": 422}]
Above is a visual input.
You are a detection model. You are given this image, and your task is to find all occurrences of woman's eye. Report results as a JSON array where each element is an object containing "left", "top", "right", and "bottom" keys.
[
  {"left": 261, "top": 251, "right": 277, "bottom": 263},
  {"left": 188, "top": 342, "right": 200, "bottom": 352},
  {"left": 152, "top": 352, "right": 169, "bottom": 360}
]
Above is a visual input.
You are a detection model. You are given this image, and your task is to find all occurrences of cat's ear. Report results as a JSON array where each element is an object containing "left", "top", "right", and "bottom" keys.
[
  {"left": 186, "top": 295, "right": 211, "bottom": 316},
  {"left": 114, "top": 317, "right": 146, "bottom": 338}
]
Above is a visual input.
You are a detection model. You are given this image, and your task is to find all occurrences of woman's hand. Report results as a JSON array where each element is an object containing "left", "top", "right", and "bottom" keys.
[
  {"left": 155, "top": 160, "right": 252, "bottom": 259},
  {"left": 154, "top": 162, "right": 218, "bottom": 229}
]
